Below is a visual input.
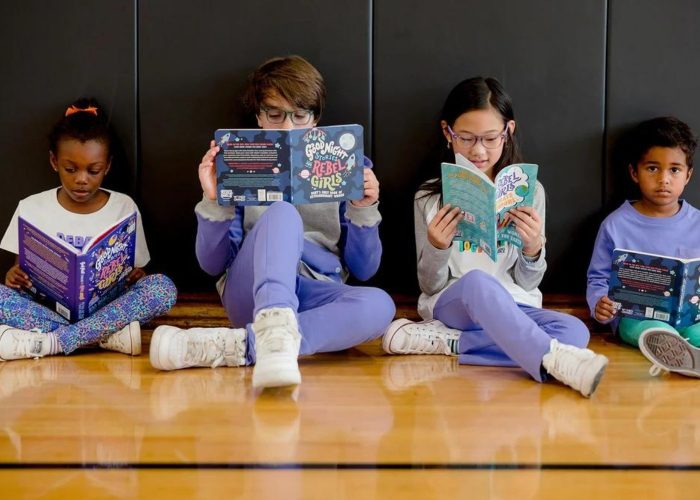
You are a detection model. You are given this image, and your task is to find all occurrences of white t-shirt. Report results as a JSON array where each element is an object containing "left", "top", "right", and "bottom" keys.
[{"left": 0, "top": 188, "right": 150, "bottom": 267}]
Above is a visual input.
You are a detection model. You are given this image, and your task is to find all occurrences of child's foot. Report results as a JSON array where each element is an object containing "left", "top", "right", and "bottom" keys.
[
  {"left": 149, "top": 326, "right": 246, "bottom": 371},
  {"left": 0, "top": 326, "right": 53, "bottom": 361},
  {"left": 639, "top": 328, "right": 700, "bottom": 378},
  {"left": 382, "top": 318, "right": 460, "bottom": 355},
  {"left": 541, "top": 339, "right": 608, "bottom": 398},
  {"left": 251, "top": 307, "right": 301, "bottom": 389},
  {"left": 99, "top": 321, "right": 141, "bottom": 356}
]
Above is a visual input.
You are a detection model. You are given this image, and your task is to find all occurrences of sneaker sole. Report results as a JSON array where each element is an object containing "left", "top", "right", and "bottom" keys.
[
  {"left": 150, "top": 326, "right": 180, "bottom": 371},
  {"left": 252, "top": 354, "right": 301, "bottom": 388},
  {"left": 639, "top": 329, "right": 700, "bottom": 378},
  {"left": 580, "top": 355, "right": 608, "bottom": 397},
  {"left": 129, "top": 322, "right": 142, "bottom": 356},
  {"left": 382, "top": 318, "right": 413, "bottom": 354}
]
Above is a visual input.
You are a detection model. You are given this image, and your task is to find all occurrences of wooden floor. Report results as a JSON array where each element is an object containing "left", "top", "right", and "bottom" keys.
[{"left": 2, "top": 296, "right": 700, "bottom": 498}]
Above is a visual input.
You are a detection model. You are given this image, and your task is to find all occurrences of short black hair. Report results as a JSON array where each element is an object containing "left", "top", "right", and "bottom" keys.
[
  {"left": 48, "top": 97, "right": 113, "bottom": 155},
  {"left": 627, "top": 116, "right": 697, "bottom": 169}
]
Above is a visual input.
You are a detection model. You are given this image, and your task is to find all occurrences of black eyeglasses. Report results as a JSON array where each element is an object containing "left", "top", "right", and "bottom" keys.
[{"left": 259, "top": 105, "right": 314, "bottom": 125}]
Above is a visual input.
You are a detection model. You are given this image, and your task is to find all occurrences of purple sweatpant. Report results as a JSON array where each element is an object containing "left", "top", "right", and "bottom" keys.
[
  {"left": 434, "top": 270, "right": 589, "bottom": 381},
  {"left": 221, "top": 201, "right": 395, "bottom": 365}
]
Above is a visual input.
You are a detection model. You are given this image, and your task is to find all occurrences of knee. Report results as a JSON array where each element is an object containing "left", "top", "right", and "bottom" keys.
[
  {"left": 266, "top": 201, "right": 301, "bottom": 225},
  {"left": 352, "top": 287, "right": 396, "bottom": 330},
  {"left": 137, "top": 274, "right": 178, "bottom": 310},
  {"left": 556, "top": 314, "right": 590, "bottom": 348},
  {"left": 458, "top": 270, "right": 504, "bottom": 302}
]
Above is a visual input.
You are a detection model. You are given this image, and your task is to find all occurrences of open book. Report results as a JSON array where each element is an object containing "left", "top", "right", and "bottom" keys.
[
  {"left": 215, "top": 124, "right": 364, "bottom": 205},
  {"left": 609, "top": 249, "right": 700, "bottom": 328},
  {"left": 18, "top": 212, "right": 137, "bottom": 322},
  {"left": 442, "top": 154, "right": 538, "bottom": 261}
]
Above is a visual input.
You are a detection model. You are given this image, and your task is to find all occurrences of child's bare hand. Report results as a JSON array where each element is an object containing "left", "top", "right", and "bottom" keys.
[
  {"left": 126, "top": 268, "right": 146, "bottom": 285},
  {"left": 506, "top": 206, "right": 543, "bottom": 256},
  {"left": 350, "top": 168, "right": 380, "bottom": 207},
  {"left": 595, "top": 296, "right": 616, "bottom": 322},
  {"left": 427, "top": 204, "right": 464, "bottom": 250},
  {"left": 199, "top": 140, "right": 220, "bottom": 201},
  {"left": 5, "top": 264, "right": 31, "bottom": 290}
]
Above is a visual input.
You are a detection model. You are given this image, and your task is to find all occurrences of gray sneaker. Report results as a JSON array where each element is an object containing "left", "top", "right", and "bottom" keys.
[{"left": 639, "top": 328, "right": 700, "bottom": 378}]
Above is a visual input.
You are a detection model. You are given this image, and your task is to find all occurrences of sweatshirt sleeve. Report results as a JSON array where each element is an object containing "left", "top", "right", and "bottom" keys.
[
  {"left": 586, "top": 220, "right": 615, "bottom": 323},
  {"left": 194, "top": 196, "right": 241, "bottom": 277},
  {"left": 512, "top": 181, "right": 547, "bottom": 290},
  {"left": 415, "top": 192, "right": 452, "bottom": 295},
  {"left": 341, "top": 200, "right": 382, "bottom": 281}
]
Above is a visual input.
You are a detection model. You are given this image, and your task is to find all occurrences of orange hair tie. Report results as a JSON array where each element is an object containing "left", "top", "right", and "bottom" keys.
[{"left": 65, "top": 105, "right": 98, "bottom": 117}]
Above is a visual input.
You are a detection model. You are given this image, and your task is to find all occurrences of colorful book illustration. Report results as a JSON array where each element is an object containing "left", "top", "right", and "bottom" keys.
[
  {"left": 18, "top": 212, "right": 137, "bottom": 322},
  {"left": 609, "top": 249, "right": 700, "bottom": 328},
  {"left": 441, "top": 154, "right": 538, "bottom": 261},
  {"left": 214, "top": 124, "right": 364, "bottom": 205}
]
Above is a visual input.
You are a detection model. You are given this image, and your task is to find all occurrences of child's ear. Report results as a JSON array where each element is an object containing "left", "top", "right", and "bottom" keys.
[
  {"left": 105, "top": 156, "right": 113, "bottom": 175},
  {"left": 628, "top": 164, "right": 639, "bottom": 184},
  {"left": 440, "top": 120, "right": 451, "bottom": 143},
  {"left": 686, "top": 166, "right": 693, "bottom": 185},
  {"left": 508, "top": 120, "right": 516, "bottom": 135},
  {"left": 49, "top": 151, "right": 58, "bottom": 172}
]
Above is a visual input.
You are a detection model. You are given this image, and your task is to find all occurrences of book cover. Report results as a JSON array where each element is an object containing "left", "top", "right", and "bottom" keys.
[
  {"left": 214, "top": 124, "right": 364, "bottom": 205},
  {"left": 609, "top": 248, "right": 700, "bottom": 328},
  {"left": 18, "top": 212, "right": 137, "bottom": 322},
  {"left": 442, "top": 155, "right": 538, "bottom": 261}
]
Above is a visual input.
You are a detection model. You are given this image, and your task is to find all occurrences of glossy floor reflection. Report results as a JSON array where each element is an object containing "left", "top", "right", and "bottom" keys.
[{"left": 2, "top": 335, "right": 700, "bottom": 498}]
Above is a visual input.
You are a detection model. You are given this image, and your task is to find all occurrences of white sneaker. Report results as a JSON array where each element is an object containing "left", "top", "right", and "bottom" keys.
[
  {"left": 382, "top": 318, "right": 460, "bottom": 355},
  {"left": 639, "top": 328, "right": 700, "bottom": 378},
  {"left": 542, "top": 339, "right": 608, "bottom": 397},
  {"left": 99, "top": 322, "right": 141, "bottom": 356},
  {"left": 149, "top": 326, "right": 246, "bottom": 371},
  {"left": 251, "top": 307, "right": 301, "bottom": 389},
  {"left": 0, "top": 325, "right": 52, "bottom": 361}
]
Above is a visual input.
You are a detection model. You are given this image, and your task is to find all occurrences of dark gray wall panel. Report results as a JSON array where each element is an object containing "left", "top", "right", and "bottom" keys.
[
  {"left": 374, "top": 0, "right": 607, "bottom": 294},
  {"left": 606, "top": 0, "right": 700, "bottom": 207},
  {"left": 0, "top": 1, "right": 136, "bottom": 273},
  {"left": 139, "top": 0, "right": 372, "bottom": 290}
]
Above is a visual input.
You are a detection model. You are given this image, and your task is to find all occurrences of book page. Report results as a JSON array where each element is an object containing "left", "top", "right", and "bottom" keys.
[
  {"left": 441, "top": 161, "right": 497, "bottom": 259},
  {"left": 495, "top": 163, "right": 538, "bottom": 247}
]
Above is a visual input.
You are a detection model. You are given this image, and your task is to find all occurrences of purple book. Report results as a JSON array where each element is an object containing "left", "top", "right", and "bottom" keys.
[{"left": 18, "top": 212, "right": 137, "bottom": 322}]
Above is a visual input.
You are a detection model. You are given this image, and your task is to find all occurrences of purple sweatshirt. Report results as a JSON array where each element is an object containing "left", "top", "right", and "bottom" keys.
[{"left": 586, "top": 199, "right": 700, "bottom": 324}]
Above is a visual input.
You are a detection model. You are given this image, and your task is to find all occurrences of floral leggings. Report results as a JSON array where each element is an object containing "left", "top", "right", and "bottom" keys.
[{"left": 0, "top": 274, "right": 177, "bottom": 353}]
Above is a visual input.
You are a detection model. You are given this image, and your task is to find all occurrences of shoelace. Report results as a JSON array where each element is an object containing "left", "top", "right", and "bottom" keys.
[
  {"left": 259, "top": 328, "right": 297, "bottom": 353},
  {"left": 546, "top": 345, "right": 587, "bottom": 390},
  {"left": 648, "top": 364, "right": 668, "bottom": 377},
  {"left": 12, "top": 333, "right": 43, "bottom": 359},
  {"left": 102, "top": 332, "right": 128, "bottom": 352},
  {"left": 404, "top": 330, "right": 444, "bottom": 354},
  {"left": 185, "top": 334, "right": 225, "bottom": 368}
]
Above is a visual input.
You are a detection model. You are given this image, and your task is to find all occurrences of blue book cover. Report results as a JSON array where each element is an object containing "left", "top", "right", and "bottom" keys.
[
  {"left": 609, "top": 249, "right": 700, "bottom": 328},
  {"left": 18, "top": 212, "right": 137, "bottom": 322},
  {"left": 214, "top": 124, "right": 364, "bottom": 205},
  {"left": 441, "top": 155, "right": 538, "bottom": 261}
]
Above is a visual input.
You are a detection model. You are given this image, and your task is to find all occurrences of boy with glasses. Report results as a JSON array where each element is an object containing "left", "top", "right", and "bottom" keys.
[{"left": 150, "top": 55, "right": 395, "bottom": 389}]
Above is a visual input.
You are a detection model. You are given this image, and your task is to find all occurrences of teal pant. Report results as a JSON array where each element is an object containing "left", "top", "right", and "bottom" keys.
[{"left": 618, "top": 317, "right": 700, "bottom": 348}]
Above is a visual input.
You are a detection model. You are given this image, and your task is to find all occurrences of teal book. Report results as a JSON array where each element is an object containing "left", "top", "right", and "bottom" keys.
[{"left": 441, "top": 155, "right": 538, "bottom": 261}]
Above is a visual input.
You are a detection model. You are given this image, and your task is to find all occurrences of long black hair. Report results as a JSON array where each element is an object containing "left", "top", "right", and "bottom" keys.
[{"left": 418, "top": 77, "right": 522, "bottom": 199}]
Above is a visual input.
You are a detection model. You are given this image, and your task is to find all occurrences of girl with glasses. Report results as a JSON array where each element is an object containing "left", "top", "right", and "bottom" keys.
[
  {"left": 150, "top": 55, "right": 395, "bottom": 389},
  {"left": 382, "top": 76, "right": 608, "bottom": 397}
]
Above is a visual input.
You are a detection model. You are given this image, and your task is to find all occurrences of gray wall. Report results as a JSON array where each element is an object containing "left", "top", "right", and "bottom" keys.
[{"left": 1, "top": 0, "right": 698, "bottom": 295}]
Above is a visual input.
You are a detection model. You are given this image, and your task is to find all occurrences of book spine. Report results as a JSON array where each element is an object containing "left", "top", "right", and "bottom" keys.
[
  {"left": 77, "top": 253, "right": 87, "bottom": 321},
  {"left": 676, "top": 263, "right": 689, "bottom": 328}
]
